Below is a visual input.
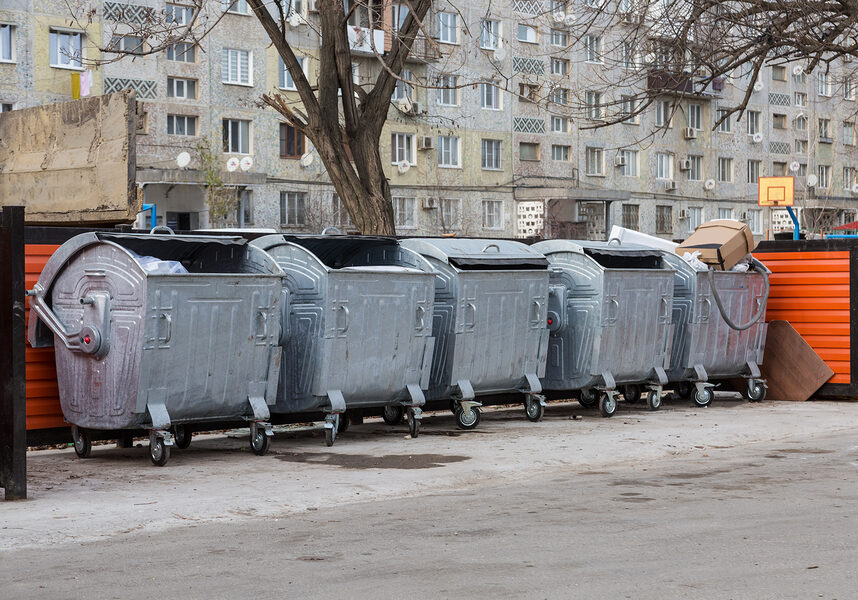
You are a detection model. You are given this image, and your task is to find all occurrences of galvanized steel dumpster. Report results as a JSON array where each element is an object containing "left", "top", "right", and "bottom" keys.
[
  {"left": 27, "top": 232, "right": 284, "bottom": 465},
  {"left": 251, "top": 234, "right": 436, "bottom": 445},
  {"left": 399, "top": 238, "right": 550, "bottom": 429},
  {"left": 532, "top": 240, "right": 675, "bottom": 417},
  {"left": 660, "top": 251, "right": 770, "bottom": 406}
]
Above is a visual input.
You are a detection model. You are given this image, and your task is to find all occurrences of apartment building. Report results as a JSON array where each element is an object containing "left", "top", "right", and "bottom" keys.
[{"left": 2, "top": 0, "right": 857, "bottom": 240}]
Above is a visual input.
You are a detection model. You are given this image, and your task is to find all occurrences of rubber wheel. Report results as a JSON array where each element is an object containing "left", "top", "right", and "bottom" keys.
[
  {"left": 325, "top": 427, "right": 335, "bottom": 447},
  {"left": 579, "top": 388, "right": 598, "bottom": 408},
  {"left": 623, "top": 384, "right": 642, "bottom": 404},
  {"left": 149, "top": 436, "right": 170, "bottom": 467},
  {"left": 676, "top": 381, "right": 693, "bottom": 400},
  {"left": 449, "top": 400, "right": 459, "bottom": 415},
  {"left": 598, "top": 393, "right": 617, "bottom": 418},
  {"left": 525, "top": 398, "right": 544, "bottom": 422},
  {"left": 250, "top": 428, "right": 269, "bottom": 456},
  {"left": 72, "top": 426, "right": 91, "bottom": 458},
  {"left": 647, "top": 390, "right": 662, "bottom": 411},
  {"left": 747, "top": 381, "right": 766, "bottom": 402},
  {"left": 455, "top": 406, "right": 481, "bottom": 430},
  {"left": 693, "top": 387, "right": 714, "bottom": 407},
  {"left": 337, "top": 413, "right": 350, "bottom": 434},
  {"left": 407, "top": 409, "right": 420, "bottom": 438},
  {"left": 382, "top": 405, "right": 404, "bottom": 426},
  {"left": 173, "top": 425, "right": 192, "bottom": 450}
]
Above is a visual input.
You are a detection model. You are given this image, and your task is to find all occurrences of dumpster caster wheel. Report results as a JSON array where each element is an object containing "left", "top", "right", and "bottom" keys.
[
  {"left": 524, "top": 397, "right": 544, "bottom": 422},
  {"left": 676, "top": 382, "right": 693, "bottom": 400},
  {"left": 455, "top": 406, "right": 481, "bottom": 430},
  {"left": 598, "top": 393, "right": 617, "bottom": 418},
  {"left": 407, "top": 408, "right": 420, "bottom": 438},
  {"left": 337, "top": 413, "right": 350, "bottom": 434},
  {"left": 149, "top": 434, "right": 170, "bottom": 467},
  {"left": 72, "top": 426, "right": 91, "bottom": 458},
  {"left": 747, "top": 381, "right": 766, "bottom": 402},
  {"left": 250, "top": 428, "right": 269, "bottom": 456},
  {"left": 693, "top": 387, "right": 714, "bottom": 407},
  {"left": 325, "top": 427, "right": 336, "bottom": 447},
  {"left": 382, "top": 405, "right": 404, "bottom": 426},
  {"left": 449, "top": 400, "right": 459, "bottom": 415},
  {"left": 173, "top": 425, "right": 192, "bottom": 450},
  {"left": 647, "top": 391, "right": 662, "bottom": 411},
  {"left": 623, "top": 384, "right": 642, "bottom": 404},
  {"left": 579, "top": 388, "right": 598, "bottom": 408}
]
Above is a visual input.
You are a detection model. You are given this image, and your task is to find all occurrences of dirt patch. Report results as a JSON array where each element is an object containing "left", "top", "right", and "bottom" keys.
[
  {"left": 275, "top": 452, "right": 470, "bottom": 470},
  {"left": 772, "top": 448, "right": 835, "bottom": 454}
]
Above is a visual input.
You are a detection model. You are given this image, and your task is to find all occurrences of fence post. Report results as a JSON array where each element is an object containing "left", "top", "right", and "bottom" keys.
[{"left": 0, "top": 206, "right": 26, "bottom": 500}]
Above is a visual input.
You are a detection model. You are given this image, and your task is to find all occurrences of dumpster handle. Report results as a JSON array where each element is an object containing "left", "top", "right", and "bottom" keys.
[
  {"left": 321, "top": 227, "right": 342, "bottom": 236},
  {"left": 706, "top": 266, "right": 770, "bottom": 331},
  {"left": 530, "top": 300, "right": 543, "bottom": 324},
  {"left": 481, "top": 243, "right": 500, "bottom": 253},
  {"left": 26, "top": 286, "right": 110, "bottom": 356},
  {"left": 150, "top": 225, "right": 175, "bottom": 235},
  {"left": 159, "top": 313, "right": 172, "bottom": 344},
  {"left": 416, "top": 305, "right": 426, "bottom": 330},
  {"left": 465, "top": 302, "right": 477, "bottom": 328},
  {"left": 336, "top": 305, "right": 350, "bottom": 334}
]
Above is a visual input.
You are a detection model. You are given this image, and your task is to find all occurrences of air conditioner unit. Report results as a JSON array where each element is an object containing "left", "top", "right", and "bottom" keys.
[
  {"left": 679, "top": 158, "right": 692, "bottom": 171},
  {"left": 740, "top": 211, "right": 749, "bottom": 220},
  {"left": 684, "top": 127, "right": 697, "bottom": 140},
  {"left": 418, "top": 136, "right": 434, "bottom": 150},
  {"left": 678, "top": 209, "right": 689, "bottom": 219},
  {"left": 410, "top": 101, "right": 424, "bottom": 115},
  {"left": 422, "top": 197, "right": 438, "bottom": 210},
  {"left": 307, "top": 0, "right": 318, "bottom": 12},
  {"left": 614, "top": 155, "right": 627, "bottom": 167},
  {"left": 665, "top": 180, "right": 678, "bottom": 191},
  {"left": 622, "top": 12, "right": 641, "bottom": 25}
]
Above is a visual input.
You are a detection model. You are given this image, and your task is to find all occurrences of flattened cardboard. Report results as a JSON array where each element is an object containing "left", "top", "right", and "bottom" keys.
[
  {"left": 761, "top": 321, "right": 834, "bottom": 401},
  {"left": 676, "top": 219, "right": 756, "bottom": 271}
]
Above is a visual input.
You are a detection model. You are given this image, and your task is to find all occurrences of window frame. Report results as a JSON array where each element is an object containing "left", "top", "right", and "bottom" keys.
[
  {"left": 0, "top": 23, "right": 14, "bottom": 63},
  {"left": 481, "top": 138, "right": 502, "bottom": 170},
  {"left": 166, "top": 76, "right": 197, "bottom": 100},
  {"left": 437, "top": 135, "right": 461, "bottom": 168},
  {"left": 166, "top": 41, "right": 196, "bottom": 63},
  {"left": 49, "top": 29, "right": 84, "bottom": 70},
  {"left": 391, "top": 132, "right": 415, "bottom": 165},
  {"left": 436, "top": 12, "right": 459, "bottom": 44},
  {"left": 517, "top": 24, "right": 538, "bottom": 44},
  {"left": 279, "top": 123, "right": 305, "bottom": 159},
  {"left": 166, "top": 114, "right": 198, "bottom": 136},
  {"left": 222, "top": 118, "right": 251, "bottom": 154},
  {"left": 481, "top": 199, "right": 504, "bottom": 230},
  {"left": 586, "top": 146, "right": 604, "bottom": 175},
  {"left": 222, "top": 47, "right": 253, "bottom": 86},
  {"left": 280, "top": 190, "right": 307, "bottom": 226},
  {"left": 393, "top": 196, "right": 417, "bottom": 229}
]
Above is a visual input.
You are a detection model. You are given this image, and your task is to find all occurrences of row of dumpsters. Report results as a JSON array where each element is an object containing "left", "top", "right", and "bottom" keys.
[{"left": 25, "top": 231, "right": 769, "bottom": 465}]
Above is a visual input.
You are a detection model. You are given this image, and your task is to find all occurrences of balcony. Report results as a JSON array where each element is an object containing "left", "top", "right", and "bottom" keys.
[
  {"left": 348, "top": 26, "right": 385, "bottom": 55},
  {"left": 647, "top": 70, "right": 724, "bottom": 99},
  {"left": 404, "top": 34, "right": 441, "bottom": 63}
]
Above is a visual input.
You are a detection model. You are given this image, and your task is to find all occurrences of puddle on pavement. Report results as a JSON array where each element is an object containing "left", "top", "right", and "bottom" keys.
[
  {"left": 772, "top": 448, "right": 834, "bottom": 454},
  {"left": 275, "top": 452, "right": 469, "bottom": 470}
]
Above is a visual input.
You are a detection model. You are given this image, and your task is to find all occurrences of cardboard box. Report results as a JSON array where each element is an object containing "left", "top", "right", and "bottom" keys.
[{"left": 676, "top": 219, "right": 756, "bottom": 271}]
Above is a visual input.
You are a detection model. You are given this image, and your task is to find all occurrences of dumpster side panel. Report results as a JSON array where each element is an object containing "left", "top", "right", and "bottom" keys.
[
  {"left": 424, "top": 260, "right": 459, "bottom": 400},
  {"left": 663, "top": 254, "right": 696, "bottom": 380}
]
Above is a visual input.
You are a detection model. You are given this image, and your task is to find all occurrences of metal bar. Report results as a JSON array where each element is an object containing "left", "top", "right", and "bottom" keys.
[
  {"left": 0, "top": 206, "right": 27, "bottom": 500},
  {"left": 786, "top": 206, "right": 800, "bottom": 240}
]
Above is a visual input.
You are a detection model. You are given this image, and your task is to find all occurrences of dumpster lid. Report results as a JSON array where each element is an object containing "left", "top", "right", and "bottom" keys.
[
  {"left": 400, "top": 238, "right": 549, "bottom": 270},
  {"left": 533, "top": 240, "right": 670, "bottom": 270},
  {"left": 252, "top": 234, "right": 404, "bottom": 269},
  {"left": 96, "top": 232, "right": 248, "bottom": 262}
]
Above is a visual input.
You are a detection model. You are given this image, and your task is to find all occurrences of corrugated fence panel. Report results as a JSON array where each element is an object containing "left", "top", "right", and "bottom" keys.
[
  {"left": 756, "top": 250, "right": 851, "bottom": 384},
  {"left": 24, "top": 244, "right": 64, "bottom": 430}
]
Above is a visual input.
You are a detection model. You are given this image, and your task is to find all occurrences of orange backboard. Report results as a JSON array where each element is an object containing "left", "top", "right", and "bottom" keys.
[{"left": 758, "top": 176, "right": 795, "bottom": 207}]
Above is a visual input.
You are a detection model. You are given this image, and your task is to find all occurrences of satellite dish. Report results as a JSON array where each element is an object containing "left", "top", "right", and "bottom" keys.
[
  {"left": 239, "top": 156, "right": 253, "bottom": 171},
  {"left": 397, "top": 160, "right": 411, "bottom": 174},
  {"left": 552, "top": 11, "right": 565, "bottom": 23},
  {"left": 395, "top": 96, "right": 413, "bottom": 113},
  {"left": 644, "top": 53, "right": 656, "bottom": 64},
  {"left": 789, "top": 161, "right": 800, "bottom": 172},
  {"left": 806, "top": 173, "right": 818, "bottom": 187},
  {"left": 752, "top": 132, "right": 763, "bottom": 144},
  {"left": 176, "top": 151, "right": 190, "bottom": 168},
  {"left": 493, "top": 46, "right": 507, "bottom": 61},
  {"left": 753, "top": 81, "right": 764, "bottom": 92},
  {"left": 704, "top": 179, "right": 716, "bottom": 191},
  {"left": 300, "top": 152, "right": 314, "bottom": 167},
  {"left": 287, "top": 12, "right": 302, "bottom": 27},
  {"left": 792, "top": 65, "right": 804, "bottom": 76},
  {"left": 226, "top": 157, "right": 239, "bottom": 172}
]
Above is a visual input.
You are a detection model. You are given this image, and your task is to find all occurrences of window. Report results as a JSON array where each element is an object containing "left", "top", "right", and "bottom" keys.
[
  {"left": 166, "top": 3, "right": 193, "bottom": 24},
  {"left": 819, "top": 118, "right": 831, "bottom": 141},
  {"left": 221, "top": 48, "right": 251, "bottom": 85},
  {"left": 773, "top": 162, "right": 787, "bottom": 176},
  {"left": 278, "top": 56, "right": 306, "bottom": 91},
  {"left": 391, "top": 133, "right": 414, "bottom": 165},
  {"left": 771, "top": 65, "right": 786, "bottom": 81},
  {"left": 0, "top": 103, "right": 13, "bottom": 112},
  {"left": 818, "top": 72, "right": 831, "bottom": 96},
  {"left": 436, "top": 75, "right": 458, "bottom": 106},
  {"left": 793, "top": 69, "right": 807, "bottom": 84},
  {"left": 480, "top": 83, "right": 500, "bottom": 109},
  {"left": 621, "top": 42, "right": 637, "bottom": 69},
  {"left": 794, "top": 115, "right": 807, "bottom": 131},
  {"left": 655, "top": 101, "right": 672, "bottom": 128},
  {"left": 550, "top": 87, "right": 568, "bottom": 105},
  {"left": 223, "top": 0, "right": 249, "bottom": 14},
  {"left": 480, "top": 19, "right": 500, "bottom": 49},
  {"left": 392, "top": 69, "right": 413, "bottom": 101},
  {"left": 439, "top": 198, "right": 460, "bottom": 230},
  {"left": 585, "top": 91, "right": 602, "bottom": 119},
  {"left": 621, "top": 204, "right": 640, "bottom": 230},
  {"left": 49, "top": 30, "right": 83, "bottom": 69},
  {"left": 167, "top": 77, "right": 197, "bottom": 100},
  {"left": 795, "top": 139, "right": 808, "bottom": 153},
  {"left": 844, "top": 122, "right": 855, "bottom": 145},
  {"left": 844, "top": 167, "right": 858, "bottom": 190},
  {"left": 795, "top": 92, "right": 807, "bottom": 107},
  {"left": 716, "top": 108, "right": 731, "bottom": 133},
  {"left": 685, "top": 207, "right": 703, "bottom": 231},
  {"left": 586, "top": 147, "right": 604, "bottom": 175},
  {"left": 437, "top": 136, "right": 460, "bottom": 167},
  {"left": 109, "top": 35, "right": 143, "bottom": 54},
  {"left": 0, "top": 24, "right": 13, "bottom": 62},
  {"left": 517, "top": 24, "right": 538, "bottom": 44},
  {"left": 620, "top": 149, "right": 638, "bottom": 176},
  {"left": 166, "top": 114, "right": 197, "bottom": 136},
  {"left": 551, "top": 58, "right": 569, "bottom": 76},
  {"left": 551, "top": 116, "right": 569, "bottom": 133},
  {"left": 551, "top": 29, "right": 568, "bottom": 47},
  {"left": 482, "top": 200, "right": 503, "bottom": 229},
  {"left": 237, "top": 190, "right": 253, "bottom": 226},
  {"left": 280, "top": 191, "right": 306, "bottom": 226},
  {"left": 747, "top": 110, "right": 760, "bottom": 135},
  {"left": 718, "top": 157, "right": 733, "bottom": 182},
  {"left": 772, "top": 113, "right": 786, "bottom": 129},
  {"left": 747, "top": 159, "right": 761, "bottom": 183},
  {"left": 519, "top": 83, "right": 539, "bottom": 102},
  {"left": 818, "top": 165, "right": 831, "bottom": 188},
  {"left": 718, "top": 207, "right": 733, "bottom": 220},
  {"left": 656, "top": 205, "right": 673, "bottom": 234},
  {"left": 279, "top": 123, "right": 304, "bottom": 158},
  {"left": 222, "top": 119, "right": 250, "bottom": 153},
  {"left": 167, "top": 42, "right": 196, "bottom": 62},
  {"left": 437, "top": 13, "right": 458, "bottom": 44},
  {"left": 519, "top": 142, "right": 540, "bottom": 161},
  {"left": 687, "top": 104, "right": 702, "bottom": 130},
  {"left": 687, "top": 155, "right": 702, "bottom": 181},
  {"left": 621, "top": 96, "right": 639, "bottom": 124},
  {"left": 584, "top": 35, "right": 601, "bottom": 62},
  {"left": 656, "top": 152, "right": 672, "bottom": 180},
  {"left": 551, "top": 145, "right": 571, "bottom": 161},
  {"left": 481, "top": 139, "right": 502, "bottom": 170},
  {"left": 846, "top": 78, "right": 857, "bottom": 101},
  {"left": 798, "top": 163, "right": 808, "bottom": 177},
  {"left": 331, "top": 194, "right": 352, "bottom": 228},
  {"left": 394, "top": 196, "right": 417, "bottom": 228}
]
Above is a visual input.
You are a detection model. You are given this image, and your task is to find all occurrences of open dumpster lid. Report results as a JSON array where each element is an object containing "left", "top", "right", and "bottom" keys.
[
  {"left": 533, "top": 240, "right": 669, "bottom": 269},
  {"left": 252, "top": 234, "right": 402, "bottom": 269},
  {"left": 96, "top": 232, "right": 247, "bottom": 262},
  {"left": 400, "top": 238, "right": 549, "bottom": 270}
]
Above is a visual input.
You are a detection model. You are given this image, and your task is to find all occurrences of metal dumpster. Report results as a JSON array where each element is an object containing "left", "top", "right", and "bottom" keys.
[
  {"left": 532, "top": 240, "right": 675, "bottom": 417},
  {"left": 660, "top": 251, "right": 769, "bottom": 406},
  {"left": 27, "top": 231, "right": 284, "bottom": 465},
  {"left": 398, "top": 238, "right": 550, "bottom": 429},
  {"left": 250, "top": 234, "right": 436, "bottom": 446}
]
